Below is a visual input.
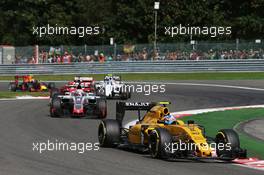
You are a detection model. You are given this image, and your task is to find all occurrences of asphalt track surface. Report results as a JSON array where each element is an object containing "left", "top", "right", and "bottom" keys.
[
  {"left": 0, "top": 81, "right": 264, "bottom": 175},
  {"left": 240, "top": 119, "right": 264, "bottom": 141}
]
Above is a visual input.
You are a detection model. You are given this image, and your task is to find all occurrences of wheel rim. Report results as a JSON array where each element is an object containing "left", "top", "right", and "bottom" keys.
[
  {"left": 216, "top": 132, "right": 226, "bottom": 156},
  {"left": 149, "top": 131, "right": 159, "bottom": 157},
  {"left": 98, "top": 123, "right": 106, "bottom": 145}
]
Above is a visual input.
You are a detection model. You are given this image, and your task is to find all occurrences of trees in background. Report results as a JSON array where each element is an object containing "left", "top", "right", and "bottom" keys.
[{"left": 0, "top": 0, "right": 263, "bottom": 45}]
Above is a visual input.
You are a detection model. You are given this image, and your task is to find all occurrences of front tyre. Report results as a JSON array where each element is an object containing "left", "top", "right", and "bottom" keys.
[
  {"left": 215, "top": 129, "right": 246, "bottom": 159},
  {"left": 98, "top": 119, "right": 120, "bottom": 147},
  {"left": 48, "top": 82, "right": 56, "bottom": 89},
  {"left": 50, "top": 88, "right": 60, "bottom": 98},
  {"left": 50, "top": 97, "right": 62, "bottom": 118},
  {"left": 148, "top": 128, "right": 172, "bottom": 159}
]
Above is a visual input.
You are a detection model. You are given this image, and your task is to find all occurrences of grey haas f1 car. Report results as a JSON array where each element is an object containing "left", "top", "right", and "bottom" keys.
[
  {"left": 95, "top": 74, "right": 131, "bottom": 100},
  {"left": 50, "top": 89, "right": 107, "bottom": 118}
]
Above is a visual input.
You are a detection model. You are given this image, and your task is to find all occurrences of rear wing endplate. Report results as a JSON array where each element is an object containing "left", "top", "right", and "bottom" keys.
[{"left": 116, "top": 102, "right": 157, "bottom": 125}]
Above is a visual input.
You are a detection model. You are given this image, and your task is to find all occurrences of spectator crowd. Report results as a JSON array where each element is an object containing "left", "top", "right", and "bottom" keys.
[{"left": 14, "top": 47, "right": 264, "bottom": 64}]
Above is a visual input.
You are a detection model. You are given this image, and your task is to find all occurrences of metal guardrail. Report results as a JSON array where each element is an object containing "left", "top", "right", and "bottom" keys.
[{"left": 1, "top": 60, "right": 264, "bottom": 75}]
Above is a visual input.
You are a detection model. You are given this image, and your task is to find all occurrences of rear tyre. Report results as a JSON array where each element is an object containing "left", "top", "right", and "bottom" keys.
[
  {"left": 128, "top": 91, "right": 131, "bottom": 98},
  {"left": 50, "top": 97, "right": 62, "bottom": 118},
  {"left": 120, "top": 91, "right": 128, "bottom": 100},
  {"left": 96, "top": 100, "right": 107, "bottom": 118},
  {"left": 215, "top": 129, "right": 241, "bottom": 160},
  {"left": 8, "top": 83, "right": 16, "bottom": 92},
  {"left": 96, "top": 86, "right": 104, "bottom": 96},
  {"left": 149, "top": 128, "right": 172, "bottom": 159},
  {"left": 50, "top": 88, "right": 60, "bottom": 98},
  {"left": 98, "top": 119, "right": 120, "bottom": 147},
  {"left": 48, "top": 82, "right": 56, "bottom": 89}
]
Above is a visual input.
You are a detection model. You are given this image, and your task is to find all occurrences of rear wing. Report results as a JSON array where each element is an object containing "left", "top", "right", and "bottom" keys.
[
  {"left": 74, "top": 77, "right": 94, "bottom": 82},
  {"left": 112, "top": 75, "right": 121, "bottom": 81},
  {"left": 104, "top": 74, "right": 121, "bottom": 81},
  {"left": 116, "top": 102, "right": 157, "bottom": 125}
]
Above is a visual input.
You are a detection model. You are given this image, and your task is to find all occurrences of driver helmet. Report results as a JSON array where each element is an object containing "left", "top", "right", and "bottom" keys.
[
  {"left": 163, "top": 114, "right": 176, "bottom": 125},
  {"left": 74, "top": 89, "right": 83, "bottom": 96}
]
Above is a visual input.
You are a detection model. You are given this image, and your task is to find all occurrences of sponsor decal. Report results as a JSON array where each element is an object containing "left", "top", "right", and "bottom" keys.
[{"left": 125, "top": 102, "right": 150, "bottom": 107}]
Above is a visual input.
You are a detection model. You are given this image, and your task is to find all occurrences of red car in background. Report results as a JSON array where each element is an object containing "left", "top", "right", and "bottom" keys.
[
  {"left": 50, "top": 77, "right": 95, "bottom": 98},
  {"left": 9, "top": 75, "right": 55, "bottom": 92}
]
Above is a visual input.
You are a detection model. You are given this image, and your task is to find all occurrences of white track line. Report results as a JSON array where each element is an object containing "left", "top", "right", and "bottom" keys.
[
  {"left": 16, "top": 96, "right": 49, "bottom": 100},
  {"left": 124, "top": 105, "right": 264, "bottom": 128},
  {"left": 0, "top": 96, "right": 49, "bottom": 100},
  {"left": 126, "top": 81, "right": 264, "bottom": 92},
  {"left": 172, "top": 104, "right": 264, "bottom": 116},
  {"left": 2, "top": 80, "right": 264, "bottom": 91}
]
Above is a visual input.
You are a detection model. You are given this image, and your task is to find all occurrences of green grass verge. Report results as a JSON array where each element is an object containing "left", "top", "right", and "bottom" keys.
[
  {"left": 181, "top": 108, "right": 264, "bottom": 159},
  {"left": 1, "top": 72, "right": 264, "bottom": 81},
  {"left": 0, "top": 91, "right": 50, "bottom": 98}
]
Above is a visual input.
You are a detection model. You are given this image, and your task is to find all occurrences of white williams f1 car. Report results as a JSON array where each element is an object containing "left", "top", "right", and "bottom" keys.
[{"left": 95, "top": 74, "right": 131, "bottom": 100}]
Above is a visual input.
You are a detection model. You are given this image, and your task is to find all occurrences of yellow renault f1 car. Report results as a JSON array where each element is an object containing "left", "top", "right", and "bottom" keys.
[{"left": 98, "top": 102, "right": 247, "bottom": 160}]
